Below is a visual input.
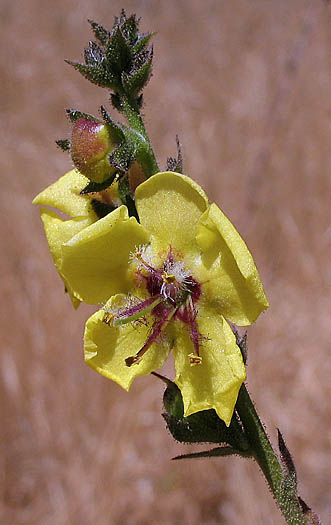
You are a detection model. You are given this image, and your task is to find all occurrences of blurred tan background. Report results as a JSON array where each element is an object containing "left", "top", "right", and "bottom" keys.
[{"left": 1, "top": 0, "right": 330, "bottom": 523}]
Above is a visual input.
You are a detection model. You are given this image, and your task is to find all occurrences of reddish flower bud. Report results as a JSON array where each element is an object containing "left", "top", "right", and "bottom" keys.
[{"left": 71, "top": 118, "right": 116, "bottom": 183}]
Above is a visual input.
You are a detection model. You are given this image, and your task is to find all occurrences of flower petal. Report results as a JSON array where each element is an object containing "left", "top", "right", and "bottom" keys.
[
  {"left": 33, "top": 169, "right": 94, "bottom": 218},
  {"left": 40, "top": 208, "right": 94, "bottom": 307},
  {"left": 196, "top": 203, "right": 269, "bottom": 325},
  {"left": 61, "top": 206, "right": 150, "bottom": 304},
  {"left": 173, "top": 309, "right": 246, "bottom": 426},
  {"left": 84, "top": 294, "right": 171, "bottom": 390},
  {"left": 135, "top": 172, "right": 209, "bottom": 254}
]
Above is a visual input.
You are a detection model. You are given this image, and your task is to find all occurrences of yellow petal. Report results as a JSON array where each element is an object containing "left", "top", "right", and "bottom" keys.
[
  {"left": 33, "top": 169, "right": 94, "bottom": 218},
  {"left": 61, "top": 206, "right": 150, "bottom": 305},
  {"left": 196, "top": 203, "right": 269, "bottom": 325},
  {"left": 173, "top": 310, "right": 246, "bottom": 426},
  {"left": 135, "top": 172, "right": 209, "bottom": 254},
  {"left": 40, "top": 208, "right": 94, "bottom": 306},
  {"left": 84, "top": 294, "right": 171, "bottom": 390}
]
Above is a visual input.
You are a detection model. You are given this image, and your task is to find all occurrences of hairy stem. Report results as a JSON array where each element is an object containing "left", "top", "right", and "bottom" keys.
[
  {"left": 236, "top": 384, "right": 307, "bottom": 524},
  {"left": 120, "top": 94, "right": 159, "bottom": 176}
]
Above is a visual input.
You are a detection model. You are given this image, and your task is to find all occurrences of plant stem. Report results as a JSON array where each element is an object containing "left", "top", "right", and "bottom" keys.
[
  {"left": 236, "top": 384, "right": 307, "bottom": 524},
  {"left": 120, "top": 94, "right": 159, "bottom": 176}
]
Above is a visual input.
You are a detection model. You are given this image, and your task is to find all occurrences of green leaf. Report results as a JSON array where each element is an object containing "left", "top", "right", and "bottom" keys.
[
  {"left": 172, "top": 446, "right": 242, "bottom": 460},
  {"left": 163, "top": 410, "right": 242, "bottom": 446},
  {"left": 278, "top": 429, "right": 297, "bottom": 479}
]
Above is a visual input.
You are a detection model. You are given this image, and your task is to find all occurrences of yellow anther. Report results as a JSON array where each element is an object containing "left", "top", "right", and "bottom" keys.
[
  {"left": 125, "top": 355, "right": 142, "bottom": 367},
  {"left": 162, "top": 272, "right": 176, "bottom": 284},
  {"left": 188, "top": 353, "right": 203, "bottom": 366},
  {"left": 103, "top": 312, "right": 114, "bottom": 326}
]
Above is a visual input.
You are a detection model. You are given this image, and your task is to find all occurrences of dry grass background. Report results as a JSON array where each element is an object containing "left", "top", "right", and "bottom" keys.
[{"left": 1, "top": 0, "right": 330, "bottom": 523}]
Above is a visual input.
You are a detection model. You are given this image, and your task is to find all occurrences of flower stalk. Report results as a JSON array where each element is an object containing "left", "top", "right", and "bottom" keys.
[{"left": 236, "top": 385, "right": 308, "bottom": 524}]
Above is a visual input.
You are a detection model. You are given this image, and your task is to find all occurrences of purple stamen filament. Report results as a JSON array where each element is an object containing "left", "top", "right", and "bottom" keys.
[
  {"left": 125, "top": 307, "right": 176, "bottom": 366},
  {"left": 105, "top": 250, "right": 203, "bottom": 367},
  {"left": 186, "top": 295, "right": 201, "bottom": 363},
  {"left": 112, "top": 295, "right": 163, "bottom": 326}
]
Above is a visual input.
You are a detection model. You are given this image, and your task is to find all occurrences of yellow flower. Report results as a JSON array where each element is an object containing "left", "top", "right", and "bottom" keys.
[
  {"left": 60, "top": 172, "right": 268, "bottom": 425},
  {"left": 33, "top": 169, "right": 119, "bottom": 307}
]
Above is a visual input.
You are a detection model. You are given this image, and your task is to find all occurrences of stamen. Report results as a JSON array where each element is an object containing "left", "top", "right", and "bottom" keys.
[
  {"left": 103, "top": 312, "right": 114, "bottom": 326},
  {"left": 186, "top": 295, "right": 202, "bottom": 362},
  {"left": 188, "top": 353, "right": 203, "bottom": 366},
  {"left": 162, "top": 272, "right": 176, "bottom": 284},
  {"left": 125, "top": 355, "right": 142, "bottom": 366},
  {"left": 135, "top": 252, "right": 160, "bottom": 277},
  {"left": 113, "top": 295, "right": 163, "bottom": 326},
  {"left": 125, "top": 307, "right": 176, "bottom": 367}
]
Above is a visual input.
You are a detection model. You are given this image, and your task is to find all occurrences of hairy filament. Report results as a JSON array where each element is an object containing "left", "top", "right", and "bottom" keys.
[
  {"left": 125, "top": 307, "right": 176, "bottom": 366},
  {"left": 113, "top": 295, "right": 163, "bottom": 326}
]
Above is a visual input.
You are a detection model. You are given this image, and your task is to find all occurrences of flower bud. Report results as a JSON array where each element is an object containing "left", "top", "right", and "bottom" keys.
[{"left": 71, "top": 118, "right": 116, "bottom": 183}]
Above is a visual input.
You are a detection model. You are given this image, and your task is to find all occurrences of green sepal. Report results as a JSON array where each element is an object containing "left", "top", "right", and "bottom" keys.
[
  {"left": 88, "top": 19, "right": 111, "bottom": 47},
  {"left": 117, "top": 173, "right": 129, "bottom": 204},
  {"left": 172, "top": 446, "right": 246, "bottom": 461},
  {"left": 84, "top": 40, "right": 104, "bottom": 66},
  {"left": 68, "top": 11, "right": 154, "bottom": 103},
  {"left": 90, "top": 198, "right": 117, "bottom": 219},
  {"left": 100, "top": 106, "right": 125, "bottom": 142},
  {"left": 66, "top": 108, "right": 100, "bottom": 123},
  {"left": 231, "top": 324, "right": 248, "bottom": 364},
  {"left": 109, "top": 141, "right": 135, "bottom": 172},
  {"left": 132, "top": 33, "right": 154, "bottom": 55},
  {"left": 55, "top": 139, "right": 70, "bottom": 151},
  {"left": 106, "top": 26, "right": 132, "bottom": 76},
  {"left": 136, "top": 94, "right": 144, "bottom": 110},
  {"left": 110, "top": 93, "right": 122, "bottom": 112},
  {"left": 166, "top": 136, "right": 183, "bottom": 173},
  {"left": 65, "top": 60, "right": 118, "bottom": 89},
  {"left": 118, "top": 12, "right": 139, "bottom": 45},
  {"left": 118, "top": 175, "right": 139, "bottom": 220},
  {"left": 80, "top": 172, "right": 117, "bottom": 194},
  {"left": 121, "top": 52, "right": 153, "bottom": 96}
]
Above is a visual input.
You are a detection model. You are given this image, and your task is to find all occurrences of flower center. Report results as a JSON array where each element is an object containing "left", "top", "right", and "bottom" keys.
[{"left": 103, "top": 247, "right": 203, "bottom": 367}]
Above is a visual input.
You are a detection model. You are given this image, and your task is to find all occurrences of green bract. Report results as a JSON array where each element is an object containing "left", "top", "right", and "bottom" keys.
[{"left": 59, "top": 172, "right": 268, "bottom": 426}]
